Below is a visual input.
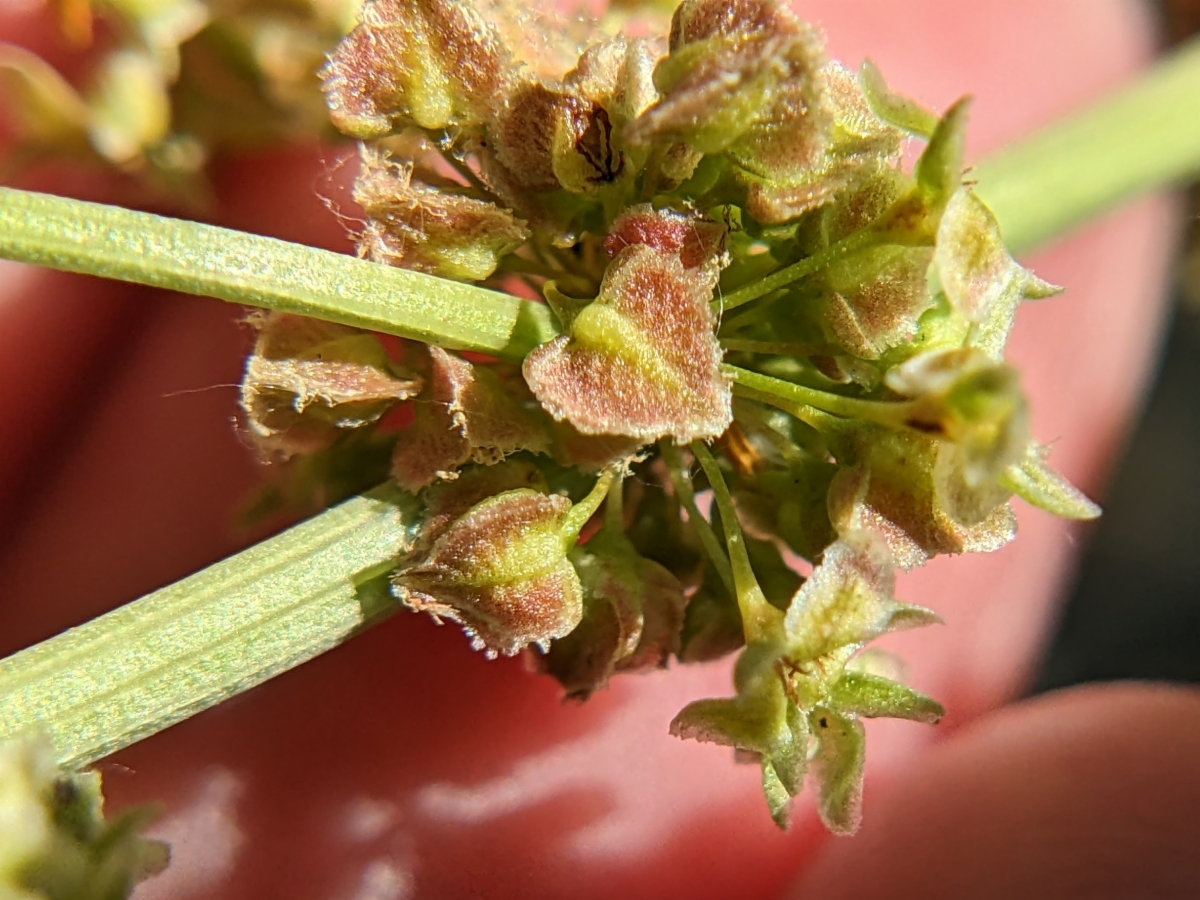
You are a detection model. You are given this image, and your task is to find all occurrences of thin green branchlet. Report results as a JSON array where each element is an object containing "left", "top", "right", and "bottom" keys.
[{"left": 2, "top": 0, "right": 1200, "bottom": 880}]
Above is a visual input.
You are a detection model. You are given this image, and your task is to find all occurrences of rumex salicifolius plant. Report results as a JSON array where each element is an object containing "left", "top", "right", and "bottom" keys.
[
  {"left": 225, "top": 0, "right": 1102, "bottom": 832},
  {"left": 8, "top": 0, "right": 1200, "bottom": 887}
]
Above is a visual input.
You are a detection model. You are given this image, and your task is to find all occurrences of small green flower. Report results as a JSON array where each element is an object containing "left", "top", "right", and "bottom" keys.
[
  {"left": 0, "top": 737, "right": 167, "bottom": 900},
  {"left": 672, "top": 528, "right": 942, "bottom": 830}
]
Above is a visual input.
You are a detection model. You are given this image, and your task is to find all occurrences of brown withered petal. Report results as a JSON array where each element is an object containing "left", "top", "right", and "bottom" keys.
[
  {"left": 321, "top": 0, "right": 507, "bottom": 138},
  {"left": 392, "top": 347, "right": 550, "bottom": 491},
  {"left": 469, "top": 134, "right": 577, "bottom": 244},
  {"left": 395, "top": 489, "right": 582, "bottom": 657},
  {"left": 490, "top": 77, "right": 567, "bottom": 191},
  {"left": 240, "top": 312, "right": 421, "bottom": 459},
  {"left": 354, "top": 147, "right": 529, "bottom": 282},
  {"left": 827, "top": 428, "right": 1015, "bottom": 569},
  {"left": 819, "top": 245, "right": 935, "bottom": 359},
  {"left": 539, "top": 532, "right": 686, "bottom": 698},
  {"left": 604, "top": 203, "right": 726, "bottom": 269},
  {"left": 523, "top": 244, "right": 732, "bottom": 444},
  {"left": 550, "top": 421, "right": 646, "bottom": 473},
  {"left": 742, "top": 63, "right": 902, "bottom": 225}
]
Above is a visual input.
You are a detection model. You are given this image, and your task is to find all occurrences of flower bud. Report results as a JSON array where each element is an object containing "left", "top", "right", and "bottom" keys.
[
  {"left": 935, "top": 188, "right": 1062, "bottom": 357},
  {"left": 823, "top": 418, "right": 1016, "bottom": 569},
  {"left": 395, "top": 488, "right": 583, "bottom": 657},
  {"left": 629, "top": 0, "right": 828, "bottom": 174},
  {"left": 485, "top": 35, "right": 657, "bottom": 200},
  {"left": 740, "top": 60, "right": 901, "bottom": 224},
  {"left": 552, "top": 36, "right": 659, "bottom": 195},
  {"left": 817, "top": 244, "right": 935, "bottom": 360}
]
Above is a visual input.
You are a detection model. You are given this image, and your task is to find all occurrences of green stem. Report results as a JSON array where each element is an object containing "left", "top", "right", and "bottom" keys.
[
  {"left": 0, "top": 483, "right": 416, "bottom": 769},
  {"left": 718, "top": 227, "right": 879, "bottom": 312},
  {"left": 690, "top": 442, "right": 782, "bottom": 643},
  {"left": 605, "top": 470, "right": 625, "bottom": 532},
  {"left": 0, "top": 188, "right": 559, "bottom": 364},
  {"left": 562, "top": 468, "right": 618, "bottom": 546},
  {"left": 973, "top": 34, "right": 1200, "bottom": 254},
  {"left": 725, "top": 364, "right": 915, "bottom": 428},
  {"left": 660, "top": 441, "right": 736, "bottom": 599}
]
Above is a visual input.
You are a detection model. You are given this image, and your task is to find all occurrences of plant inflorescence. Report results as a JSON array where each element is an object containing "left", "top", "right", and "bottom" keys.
[
  {"left": 5, "top": 0, "right": 1200, "bottom": 892},
  {"left": 241, "top": 0, "right": 1098, "bottom": 832}
]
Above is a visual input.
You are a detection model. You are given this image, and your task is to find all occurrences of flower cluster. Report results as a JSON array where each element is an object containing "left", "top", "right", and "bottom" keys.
[{"left": 239, "top": 0, "right": 1101, "bottom": 831}]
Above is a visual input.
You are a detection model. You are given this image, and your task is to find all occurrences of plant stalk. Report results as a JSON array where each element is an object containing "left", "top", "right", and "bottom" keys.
[
  {"left": 0, "top": 188, "right": 559, "bottom": 363},
  {"left": 972, "top": 34, "right": 1200, "bottom": 254},
  {"left": 0, "top": 484, "right": 415, "bottom": 768}
]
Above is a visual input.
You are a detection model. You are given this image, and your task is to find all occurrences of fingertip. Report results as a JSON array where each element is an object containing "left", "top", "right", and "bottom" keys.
[{"left": 789, "top": 683, "right": 1200, "bottom": 899}]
